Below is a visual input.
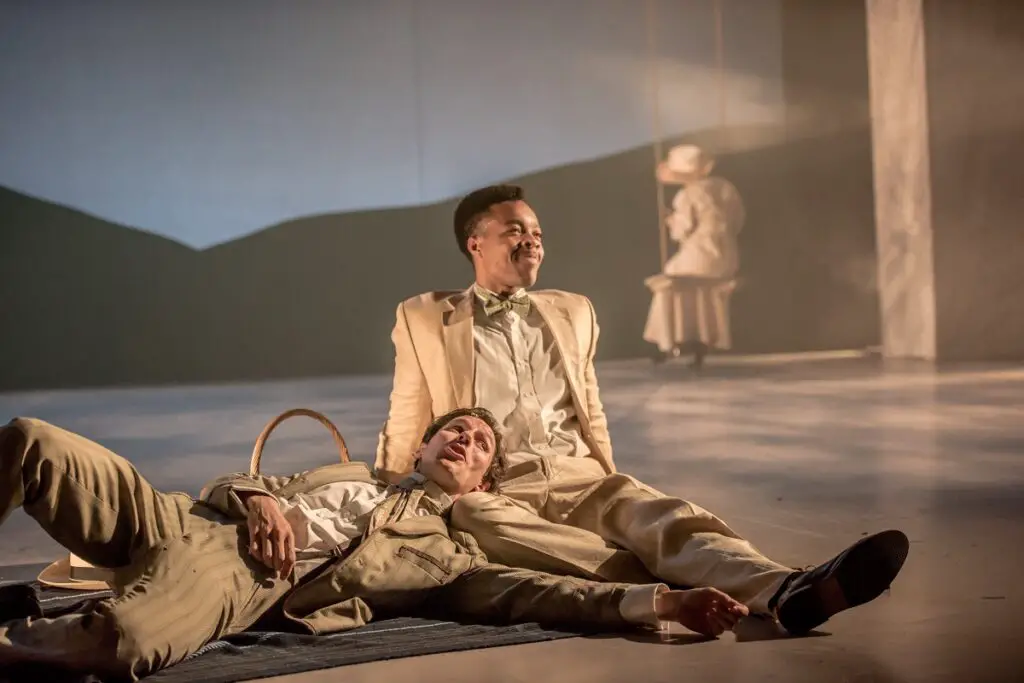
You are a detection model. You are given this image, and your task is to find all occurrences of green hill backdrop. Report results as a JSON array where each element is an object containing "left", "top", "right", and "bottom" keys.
[{"left": 0, "top": 125, "right": 880, "bottom": 390}]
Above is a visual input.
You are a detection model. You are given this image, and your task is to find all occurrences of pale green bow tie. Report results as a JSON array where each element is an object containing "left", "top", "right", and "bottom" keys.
[{"left": 480, "top": 291, "right": 531, "bottom": 318}]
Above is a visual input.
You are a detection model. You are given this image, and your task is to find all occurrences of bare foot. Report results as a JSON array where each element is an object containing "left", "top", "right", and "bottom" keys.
[{"left": 655, "top": 587, "right": 750, "bottom": 637}]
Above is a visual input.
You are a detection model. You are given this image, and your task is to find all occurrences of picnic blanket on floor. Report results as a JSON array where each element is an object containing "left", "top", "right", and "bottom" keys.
[{"left": 0, "top": 584, "right": 589, "bottom": 683}]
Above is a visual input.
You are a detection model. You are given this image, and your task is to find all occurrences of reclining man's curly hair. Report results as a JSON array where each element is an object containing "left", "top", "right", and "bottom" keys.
[{"left": 419, "top": 407, "right": 508, "bottom": 493}]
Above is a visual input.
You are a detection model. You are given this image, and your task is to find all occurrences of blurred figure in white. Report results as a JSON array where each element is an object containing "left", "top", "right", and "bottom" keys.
[{"left": 643, "top": 145, "right": 745, "bottom": 368}]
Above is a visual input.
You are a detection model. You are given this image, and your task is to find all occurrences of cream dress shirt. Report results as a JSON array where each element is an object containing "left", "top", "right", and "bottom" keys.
[{"left": 471, "top": 284, "right": 590, "bottom": 466}]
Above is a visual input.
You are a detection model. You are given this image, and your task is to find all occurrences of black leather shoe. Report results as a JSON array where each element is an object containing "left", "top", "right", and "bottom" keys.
[
  {"left": 0, "top": 584, "right": 43, "bottom": 622},
  {"left": 772, "top": 529, "right": 910, "bottom": 635}
]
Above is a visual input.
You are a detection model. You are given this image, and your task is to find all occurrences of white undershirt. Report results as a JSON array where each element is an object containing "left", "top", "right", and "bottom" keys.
[{"left": 277, "top": 481, "right": 388, "bottom": 556}]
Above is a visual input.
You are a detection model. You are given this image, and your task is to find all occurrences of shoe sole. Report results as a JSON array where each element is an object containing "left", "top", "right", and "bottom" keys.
[{"left": 779, "top": 529, "right": 910, "bottom": 635}]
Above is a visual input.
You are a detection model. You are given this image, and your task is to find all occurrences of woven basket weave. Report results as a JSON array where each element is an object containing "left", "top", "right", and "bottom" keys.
[{"left": 249, "top": 408, "right": 350, "bottom": 475}]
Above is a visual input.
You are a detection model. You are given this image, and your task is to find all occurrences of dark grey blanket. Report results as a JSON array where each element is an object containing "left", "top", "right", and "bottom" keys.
[{"left": 0, "top": 581, "right": 588, "bottom": 683}]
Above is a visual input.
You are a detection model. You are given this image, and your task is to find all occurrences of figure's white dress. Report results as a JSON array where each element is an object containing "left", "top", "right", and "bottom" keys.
[{"left": 644, "top": 177, "right": 745, "bottom": 352}]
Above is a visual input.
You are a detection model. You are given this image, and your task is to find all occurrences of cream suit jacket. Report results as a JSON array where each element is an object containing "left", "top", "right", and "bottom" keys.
[
  {"left": 373, "top": 287, "right": 615, "bottom": 481},
  {"left": 199, "top": 462, "right": 639, "bottom": 635}
]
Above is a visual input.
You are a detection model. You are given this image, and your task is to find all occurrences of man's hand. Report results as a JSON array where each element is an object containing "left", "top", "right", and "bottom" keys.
[
  {"left": 243, "top": 493, "right": 296, "bottom": 579},
  {"left": 655, "top": 587, "right": 749, "bottom": 637}
]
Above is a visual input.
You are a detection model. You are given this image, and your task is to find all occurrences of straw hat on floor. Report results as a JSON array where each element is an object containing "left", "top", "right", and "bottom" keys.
[{"left": 37, "top": 553, "right": 114, "bottom": 591}]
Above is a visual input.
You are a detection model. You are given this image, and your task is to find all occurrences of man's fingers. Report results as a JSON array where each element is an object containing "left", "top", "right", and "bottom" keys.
[
  {"left": 280, "top": 557, "right": 295, "bottom": 580},
  {"left": 281, "top": 531, "right": 296, "bottom": 579},
  {"left": 264, "top": 521, "right": 297, "bottom": 577},
  {"left": 254, "top": 537, "right": 272, "bottom": 568},
  {"left": 705, "top": 599, "right": 743, "bottom": 632},
  {"left": 245, "top": 498, "right": 294, "bottom": 574},
  {"left": 729, "top": 602, "right": 749, "bottom": 616},
  {"left": 280, "top": 545, "right": 296, "bottom": 579},
  {"left": 246, "top": 499, "right": 296, "bottom": 577},
  {"left": 247, "top": 517, "right": 264, "bottom": 557},
  {"left": 717, "top": 598, "right": 748, "bottom": 623},
  {"left": 273, "top": 529, "right": 288, "bottom": 572},
  {"left": 256, "top": 535, "right": 270, "bottom": 566}
]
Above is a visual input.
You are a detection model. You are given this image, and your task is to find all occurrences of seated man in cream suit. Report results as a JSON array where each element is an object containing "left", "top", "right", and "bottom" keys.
[
  {"left": 0, "top": 409, "right": 746, "bottom": 680},
  {"left": 376, "top": 184, "right": 910, "bottom": 637}
]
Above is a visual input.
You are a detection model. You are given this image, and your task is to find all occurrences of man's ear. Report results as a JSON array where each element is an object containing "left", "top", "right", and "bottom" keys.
[
  {"left": 411, "top": 444, "right": 425, "bottom": 472},
  {"left": 471, "top": 479, "right": 491, "bottom": 493},
  {"left": 467, "top": 234, "right": 483, "bottom": 256}
]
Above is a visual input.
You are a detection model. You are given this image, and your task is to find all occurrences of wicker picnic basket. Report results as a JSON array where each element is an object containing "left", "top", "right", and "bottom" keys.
[
  {"left": 36, "top": 408, "right": 352, "bottom": 592},
  {"left": 249, "top": 408, "right": 351, "bottom": 476}
]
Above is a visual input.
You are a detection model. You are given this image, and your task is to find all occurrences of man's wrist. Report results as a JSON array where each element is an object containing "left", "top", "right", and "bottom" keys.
[{"left": 238, "top": 491, "right": 274, "bottom": 509}]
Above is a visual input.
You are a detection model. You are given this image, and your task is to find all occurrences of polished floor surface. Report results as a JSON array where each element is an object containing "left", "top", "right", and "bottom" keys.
[{"left": 1, "top": 355, "right": 1022, "bottom": 682}]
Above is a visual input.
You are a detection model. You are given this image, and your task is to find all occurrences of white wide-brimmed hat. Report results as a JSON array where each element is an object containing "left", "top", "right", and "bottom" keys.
[
  {"left": 37, "top": 553, "right": 114, "bottom": 592},
  {"left": 659, "top": 144, "right": 715, "bottom": 180}
]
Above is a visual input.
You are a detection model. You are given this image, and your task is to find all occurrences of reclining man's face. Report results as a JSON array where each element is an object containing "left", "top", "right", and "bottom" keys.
[{"left": 414, "top": 415, "right": 496, "bottom": 498}]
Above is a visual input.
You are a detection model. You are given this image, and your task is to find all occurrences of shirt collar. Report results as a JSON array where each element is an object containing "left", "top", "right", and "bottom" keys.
[{"left": 396, "top": 471, "right": 456, "bottom": 513}]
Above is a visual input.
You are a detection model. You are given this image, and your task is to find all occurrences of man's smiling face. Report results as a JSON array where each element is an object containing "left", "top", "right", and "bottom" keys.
[{"left": 467, "top": 200, "right": 544, "bottom": 292}]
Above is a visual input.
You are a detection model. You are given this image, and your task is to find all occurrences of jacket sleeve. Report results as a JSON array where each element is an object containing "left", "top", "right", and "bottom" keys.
[
  {"left": 374, "top": 301, "right": 433, "bottom": 483},
  {"left": 434, "top": 561, "right": 666, "bottom": 630},
  {"left": 198, "top": 472, "right": 297, "bottom": 519},
  {"left": 581, "top": 297, "right": 614, "bottom": 470}
]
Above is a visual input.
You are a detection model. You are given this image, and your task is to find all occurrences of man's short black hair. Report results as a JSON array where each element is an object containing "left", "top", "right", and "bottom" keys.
[
  {"left": 452, "top": 184, "right": 525, "bottom": 260},
  {"left": 420, "top": 407, "right": 508, "bottom": 492}
]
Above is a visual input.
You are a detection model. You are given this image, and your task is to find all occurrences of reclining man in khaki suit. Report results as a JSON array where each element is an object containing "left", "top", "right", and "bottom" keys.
[
  {"left": 0, "top": 408, "right": 747, "bottom": 681},
  {"left": 375, "top": 184, "right": 910, "bottom": 637}
]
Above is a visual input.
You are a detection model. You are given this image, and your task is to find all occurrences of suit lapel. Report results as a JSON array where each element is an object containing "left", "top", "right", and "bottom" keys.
[
  {"left": 438, "top": 289, "right": 587, "bottom": 419},
  {"left": 531, "top": 294, "right": 586, "bottom": 415},
  {"left": 441, "top": 288, "right": 475, "bottom": 408}
]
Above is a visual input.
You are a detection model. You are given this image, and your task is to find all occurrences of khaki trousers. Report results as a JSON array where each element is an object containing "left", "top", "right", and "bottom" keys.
[
  {"left": 451, "top": 455, "right": 792, "bottom": 614},
  {"left": 0, "top": 417, "right": 297, "bottom": 681}
]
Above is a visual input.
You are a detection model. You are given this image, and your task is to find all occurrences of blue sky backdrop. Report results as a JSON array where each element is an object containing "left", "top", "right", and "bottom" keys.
[{"left": 1, "top": 0, "right": 784, "bottom": 248}]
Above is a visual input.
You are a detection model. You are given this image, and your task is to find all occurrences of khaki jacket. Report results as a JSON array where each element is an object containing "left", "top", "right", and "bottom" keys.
[
  {"left": 373, "top": 287, "right": 615, "bottom": 481},
  {"left": 199, "top": 462, "right": 645, "bottom": 636}
]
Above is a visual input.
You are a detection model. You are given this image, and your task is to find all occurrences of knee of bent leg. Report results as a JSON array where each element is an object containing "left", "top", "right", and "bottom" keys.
[
  {"left": 0, "top": 418, "right": 82, "bottom": 508},
  {"left": 96, "top": 601, "right": 175, "bottom": 680},
  {"left": 1, "top": 417, "right": 34, "bottom": 451},
  {"left": 4, "top": 417, "right": 52, "bottom": 439},
  {"left": 618, "top": 473, "right": 666, "bottom": 498},
  {"left": 33, "top": 604, "right": 154, "bottom": 681},
  {"left": 2, "top": 417, "right": 62, "bottom": 466}
]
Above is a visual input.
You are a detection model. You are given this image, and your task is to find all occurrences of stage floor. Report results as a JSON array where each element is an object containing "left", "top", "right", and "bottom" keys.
[{"left": 1, "top": 356, "right": 1022, "bottom": 682}]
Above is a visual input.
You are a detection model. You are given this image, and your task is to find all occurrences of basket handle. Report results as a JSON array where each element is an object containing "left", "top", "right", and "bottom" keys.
[{"left": 250, "top": 408, "right": 350, "bottom": 475}]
